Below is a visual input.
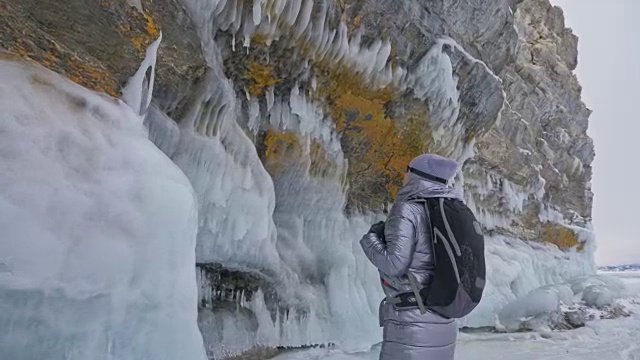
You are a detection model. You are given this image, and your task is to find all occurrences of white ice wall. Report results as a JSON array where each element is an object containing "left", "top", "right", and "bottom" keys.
[
  {"left": 462, "top": 163, "right": 596, "bottom": 327},
  {"left": 0, "top": 57, "right": 206, "bottom": 360},
  {"left": 466, "top": 234, "right": 596, "bottom": 327},
  {"left": 0, "top": 1, "right": 597, "bottom": 358},
  {"left": 143, "top": 0, "right": 595, "bottom": 351},
  {"left": 112, "top": 0, "right": 597, "bottom": 354},
  {"left": 146, "top": 54, "right": 386, "bottom": 357}
]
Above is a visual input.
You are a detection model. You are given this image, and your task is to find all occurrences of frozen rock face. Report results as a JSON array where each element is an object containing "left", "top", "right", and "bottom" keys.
[
  {"left": 1, "top": 0, "right": 595, "bottom": 357},
  {"left": 0, "top": 55, "right": 206, "bottom": 360},
  {"left": 0, "top": 0, "right": 206, "bottom": 105},
  {"left": 468, "top": 0, "right": 593, "bottom": 243}
]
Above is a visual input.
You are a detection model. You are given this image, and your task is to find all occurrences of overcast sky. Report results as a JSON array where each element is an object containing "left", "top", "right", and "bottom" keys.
[{"left": 548, "top": 0, "right": 639, "bottom": 266}]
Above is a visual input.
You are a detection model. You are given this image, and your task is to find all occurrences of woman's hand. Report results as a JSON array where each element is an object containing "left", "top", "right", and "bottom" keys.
[{"left": 368, "top": 221, "right": 385, "bottom": 238}]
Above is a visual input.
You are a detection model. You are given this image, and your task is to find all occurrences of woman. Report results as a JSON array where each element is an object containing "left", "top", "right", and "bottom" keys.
[{"left": 360, "top": 153, "right": 462, "bottom": 360}]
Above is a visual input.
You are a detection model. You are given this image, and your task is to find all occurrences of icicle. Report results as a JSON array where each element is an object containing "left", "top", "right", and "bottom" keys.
[
  {"left": 294, "top": 0, "right": 313, "bottom": 39},
  {"left": 121, "top": 33, "right": 162, "bottom": 116},
  {"left": 248, "top": 98, "right": 261, "bottom": 135},
  {"left": 266, "top": 87, "right": 275, "bottom": 112},
  {"left": 253, "top": 0, "right": 262, "bottom": 25}
]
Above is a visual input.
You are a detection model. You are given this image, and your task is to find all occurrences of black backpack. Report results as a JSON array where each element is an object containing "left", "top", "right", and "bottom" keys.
[{"left": 417, "top": 197, "right": 486, "bottom": 319}]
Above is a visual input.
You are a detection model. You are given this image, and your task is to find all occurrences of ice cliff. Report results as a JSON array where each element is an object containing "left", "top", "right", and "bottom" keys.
[
  {"left": 0, "top": 54, "right": 206, "bottom": 360},
  {"left": 0, "top": 0, "right": 594, "bottom": 358}
]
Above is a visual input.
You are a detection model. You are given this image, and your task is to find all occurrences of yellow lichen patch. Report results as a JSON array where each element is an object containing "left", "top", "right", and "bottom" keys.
[
  {"left": 353, "top": 15, "right": 362, "bottom": 28},
  {"left": 262, "top": 130, "right": 340, "bottom": 179},
  {"left": 6, "top": 40, "right": 119, "bottom": 97},
  {"left": 263, "top": 129, "right": 301, "bottom": 174},
  {"left": 8, "top": 42, "right": 34, "bottom": 60},
  {"left": 247, "top": 61, "right": 280, "bottom": 96},
  {"left": 0, "top": 51, "right": 28, "bottom": 62},
  {"left": 315, "top": 66, "right": 430, "bottom": 208},
  {"left": 251, "top": 33, "right": 271, "bottom": 46},
  {"left": 1, "top": 0, "right": 163, "bottom": 98},
  {"left": 41, "top": 52, "right": 57, "bottom": 67},
  {"left": 344, "top": 13, "right": 363, "bottom": 37},
  {"left": 143, "top": 13, "right": 160, "bottom": 39},
  {"left": 67, "top": 58, "right": 119, "bottom": 97},
  {"left": 117, "top": 4, "right": 161, "bottom": 55},
  {"left": 541, "top": 223, "right": 585, "bottom": 251},
  {"left": 126, "top": 18, "right": 158, "bottom": 53}
]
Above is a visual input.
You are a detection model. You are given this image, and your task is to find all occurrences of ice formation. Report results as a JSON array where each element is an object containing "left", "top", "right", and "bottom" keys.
[
  {"left": 269, "top": 272, "right": 640, "bottom": 359},
  {"left": 464, "top": 234, "right": 593, "bottom": 328},
  {"left": 149, "top": 68, "right": 284, "bottom": 275},
  {"left": 179, "top": 0, "right": 487, "bottom": 161},
  {"left": 144, "top": 35, "right": 385, "bottom": 357},
  {"left": 0, "top": 0, "right": 598, "bottom": 358},
  {"left": 121, "top": 34, "right": 162, "bottom": 116},
  {"left": 497, "top": 274, "right": 629, "bottom": 331},
  {"left": 0, "top": 56, "right": 206, "bottom": 359},
  {"left": 144, "top": 0, "right": 597, "bottom": 353},
  {"left": 147, "top": 1, "right": 493, "bottom": 351},
  {"left": 463, "top": 170, "right": 596, "bottom": 327}
]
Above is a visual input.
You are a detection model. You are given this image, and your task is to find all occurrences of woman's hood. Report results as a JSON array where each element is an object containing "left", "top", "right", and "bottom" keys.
[{"left": 395, "top": 174, "right": 463, "bottom": 203}]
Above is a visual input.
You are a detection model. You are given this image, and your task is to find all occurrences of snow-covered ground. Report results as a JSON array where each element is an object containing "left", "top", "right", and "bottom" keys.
[
  {"left": 274, "top": 271, "right": 640, "bottom": 360},
  {"left": 600, "top": 264, "right": 640, "bottom": 272}
]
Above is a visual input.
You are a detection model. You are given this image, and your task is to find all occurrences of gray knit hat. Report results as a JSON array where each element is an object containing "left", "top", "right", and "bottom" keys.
[{"left": 408, "top": 154, "right": 459, "bottom": 184}]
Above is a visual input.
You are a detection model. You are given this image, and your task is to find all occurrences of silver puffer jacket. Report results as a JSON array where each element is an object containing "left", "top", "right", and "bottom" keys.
[{"left": 360, "top": 175, "right": 462, "bottom": 360}]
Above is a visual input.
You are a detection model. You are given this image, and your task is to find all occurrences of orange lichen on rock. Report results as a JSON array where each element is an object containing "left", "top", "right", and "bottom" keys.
[
  {"left": 247, "top": 61, "right": 280, "bottom": 96},
  {"left": 316, "top": 66, "right": 430, "bottom": 208},
  {"left": 263, "top": 129, "right": 301, "bottom": 174},
  {"left": 541, "top": 223, "right": 585, "bottom": 251},
  {"left": 1, "top": 0, "right": 163, "bottom": 97},
  {"left": 122, "top": 10, "right": 160, "bottom": 54},
  {"left": 353, "top": 15, "right": 362, "bottom": 28},
  {"left": 66, "top": 57, "right": 119, "bottom": 97},
  {"left": 8, "top": 42, "right": 34, "bottom": 60},
  {"left": 251, "top": 33, "right": 271, "bottom": 46},
  {"left": 143, "top": 13, "right": 160, "bottom": 38},
  {"left": 6, "top": 40, "right": 119, "bottom": 97},
  {"left": 261, "top": 129, "right": 340, "bottom": 179}
]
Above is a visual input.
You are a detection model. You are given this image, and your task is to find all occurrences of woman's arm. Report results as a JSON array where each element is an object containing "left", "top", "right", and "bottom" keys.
[{"left": 360, "top": 202, "right": 417, "bottom": 277}]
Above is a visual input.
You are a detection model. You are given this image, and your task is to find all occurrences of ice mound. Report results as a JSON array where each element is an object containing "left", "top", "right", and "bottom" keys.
[
  {"left": 498, "top": 284, "right": 574, "bottom": 331},
  {"left": 569, "top": 275, "right": 626, "bottom": 307},
  {"left": 498, "top": 275, "right": 629, "bottom": 331}
]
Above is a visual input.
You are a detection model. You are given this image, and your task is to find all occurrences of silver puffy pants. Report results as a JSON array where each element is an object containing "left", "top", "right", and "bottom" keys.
[{"left": 378, "top": 300, "right": 458, "bottom": 360}]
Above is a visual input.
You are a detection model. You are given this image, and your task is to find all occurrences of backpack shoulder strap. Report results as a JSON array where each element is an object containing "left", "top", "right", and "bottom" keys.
[
  {"left": 407, "top": 272, "right": 427, "bottom": 314},
  {"left": 407, "top": 198, "right": 434, "bottom": 237},
  {"left": 405, "top": 199, "right": 437, "bottom": 315},
  {"left": 421, "top": 199, "right": 437, "bottom": 256}
]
